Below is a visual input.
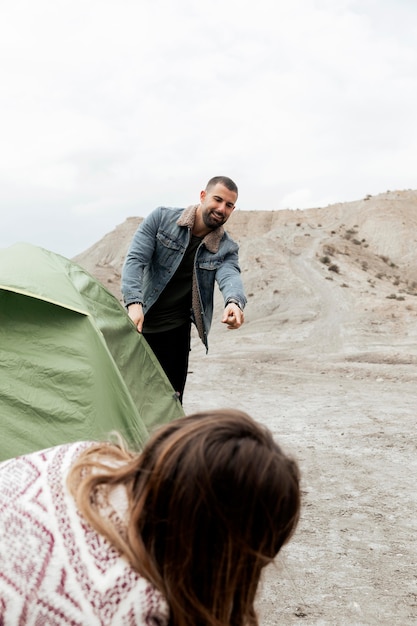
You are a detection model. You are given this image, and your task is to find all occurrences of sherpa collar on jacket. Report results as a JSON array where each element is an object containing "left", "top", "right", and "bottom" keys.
[{"left": 177, "top": 205, "right": 225, "bottom": 253}]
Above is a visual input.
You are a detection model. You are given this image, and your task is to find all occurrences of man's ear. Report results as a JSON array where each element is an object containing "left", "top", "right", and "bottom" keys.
[{"left": 199, "top": 190, "right": 206, "bottom": 203}]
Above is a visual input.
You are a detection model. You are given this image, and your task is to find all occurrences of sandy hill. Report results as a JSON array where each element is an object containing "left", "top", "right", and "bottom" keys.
[{"left": 74, "top": 188, "right": 417, "bottom": 357}]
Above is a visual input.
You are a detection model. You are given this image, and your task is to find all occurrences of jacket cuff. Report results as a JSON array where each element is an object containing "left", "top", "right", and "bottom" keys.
[{"left": 225, "top": 298, "right": 244, "bottom": 311}]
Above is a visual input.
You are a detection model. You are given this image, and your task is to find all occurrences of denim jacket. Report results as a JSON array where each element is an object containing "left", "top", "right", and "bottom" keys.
[{"left": 122, "top": 205, "right": 247, "bottom": 350}]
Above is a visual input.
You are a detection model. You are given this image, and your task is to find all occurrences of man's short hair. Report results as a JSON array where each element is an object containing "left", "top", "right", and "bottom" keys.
[{"left": 206, "top": 176, "right": 238, "bottom": 197}]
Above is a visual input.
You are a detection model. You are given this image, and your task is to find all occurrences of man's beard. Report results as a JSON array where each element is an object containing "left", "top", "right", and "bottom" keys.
[{"left": 202, "top": 210, "right": 225, "bottom": 230}]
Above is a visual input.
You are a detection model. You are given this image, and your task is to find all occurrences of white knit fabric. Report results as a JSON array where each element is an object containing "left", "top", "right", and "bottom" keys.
[{"left": 0, "top": 442, "right": 169, "bottom": 625}]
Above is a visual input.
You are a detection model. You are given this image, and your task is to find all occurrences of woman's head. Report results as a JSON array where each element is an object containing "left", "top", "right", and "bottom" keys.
[
  {"left": 131, "top": 409, "right": 300, "bottom": 625},
  {"left": 70, "top": 409, "right": 300, "bottom": 626}
]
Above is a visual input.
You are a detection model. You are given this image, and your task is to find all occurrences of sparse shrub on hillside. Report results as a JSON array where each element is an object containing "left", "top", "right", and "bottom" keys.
[
  {"left": 328, "top": 264, "right": 340, "bottom": 273},
  {"left": 376, "top": 273, "right": 385, "bottom": 280},
  {"left": 406, "top": 281, "right": 417, "bottom": 296},
  {"left": 320, "top": 256, "right": 331, "bottom": 265},
  {"left": 323, "top": 244, "right": 335, "bottom": 256},
  {"left": 387, "top": 294, "right": 405, "bottom": 301},
  {"left": 352, "top": 239, "right": 361, "bottom": 245},
  {"left": 362, "top": 261, "right": 369, "bottom": 271},
  {"left": 341, "top": 283, "right": 349, "bottom": 288},
  {"left": 378, "top": 256, "right": 396, "bottom": 267},
  {"left": 344, "top": 228, "right": 358, "bottom": 240}
]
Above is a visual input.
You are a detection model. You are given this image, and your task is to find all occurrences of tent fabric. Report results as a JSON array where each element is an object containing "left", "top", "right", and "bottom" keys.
[{"left": 0, "top": 243, "right": 184, "bottom": 461}]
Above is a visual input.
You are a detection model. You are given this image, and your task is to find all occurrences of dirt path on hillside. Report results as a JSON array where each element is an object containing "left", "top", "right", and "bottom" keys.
[{"left": 289, "top": 245, "right": 353, "bottom": 354}]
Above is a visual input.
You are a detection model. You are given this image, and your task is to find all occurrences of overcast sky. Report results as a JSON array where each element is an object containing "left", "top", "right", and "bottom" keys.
[{"left": 1, "top": 0, "right": 416, "bottom": 258}]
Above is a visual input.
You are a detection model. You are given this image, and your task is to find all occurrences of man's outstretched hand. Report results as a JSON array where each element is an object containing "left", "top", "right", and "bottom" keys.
[{"left": 221, "top": 303, "right": 244, "bottom": 330}]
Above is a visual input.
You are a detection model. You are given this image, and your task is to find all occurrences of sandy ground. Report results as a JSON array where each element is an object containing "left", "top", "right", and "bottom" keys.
[{"left": 183, "top": 323, "right": 417, "bottom": 626}]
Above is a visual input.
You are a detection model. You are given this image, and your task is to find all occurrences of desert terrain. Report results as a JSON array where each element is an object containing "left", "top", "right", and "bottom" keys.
[{"left": 74, "top": 189, "right": 417, "bottom": 625}]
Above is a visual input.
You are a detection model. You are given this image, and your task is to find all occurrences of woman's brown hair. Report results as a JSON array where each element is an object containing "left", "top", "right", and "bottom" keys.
[{"left": 68, "top": 409, "right": 301, "bottom": 626}]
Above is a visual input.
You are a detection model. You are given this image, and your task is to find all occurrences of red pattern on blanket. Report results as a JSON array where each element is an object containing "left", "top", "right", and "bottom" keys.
[{"left": 0, "top": 442, "right": 169, "bottom": 625}]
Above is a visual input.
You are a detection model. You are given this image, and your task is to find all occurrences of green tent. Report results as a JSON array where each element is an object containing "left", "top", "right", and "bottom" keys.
[{"left": 0, "top": 243, "right": 184, "bottom": 461}]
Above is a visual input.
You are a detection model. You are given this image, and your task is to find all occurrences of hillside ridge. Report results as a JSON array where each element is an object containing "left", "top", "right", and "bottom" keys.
[{"left": 73, "top": 189, "right": 417, "bottom": 357}]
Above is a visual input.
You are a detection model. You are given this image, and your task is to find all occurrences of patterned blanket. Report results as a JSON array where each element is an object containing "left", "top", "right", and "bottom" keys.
[{"left": 0, "top": 442, "right": 169, "bottom": 625}]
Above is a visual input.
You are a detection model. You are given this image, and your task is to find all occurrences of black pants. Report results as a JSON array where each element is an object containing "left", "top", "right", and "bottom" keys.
[{"left": 143, "top": 322, "right": 191, "bottom": 404}]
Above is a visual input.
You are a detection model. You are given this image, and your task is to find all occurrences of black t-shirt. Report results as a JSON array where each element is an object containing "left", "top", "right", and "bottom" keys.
[{"left": 143, "top": 235, "right": 202, "bottom": 333}]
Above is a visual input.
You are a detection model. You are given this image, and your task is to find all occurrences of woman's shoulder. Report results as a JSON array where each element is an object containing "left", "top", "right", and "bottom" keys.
[{"left": 0, "top": 441, "right": 95, "bottom": 482}]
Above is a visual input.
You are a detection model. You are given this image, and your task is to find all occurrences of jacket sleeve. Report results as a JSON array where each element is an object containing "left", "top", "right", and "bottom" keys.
[
  {"left": 215, "top": 246, "right": 247, "bottom": 310},
  {"left": 121, "top": 207, "right": 162, "bottom": 306}
]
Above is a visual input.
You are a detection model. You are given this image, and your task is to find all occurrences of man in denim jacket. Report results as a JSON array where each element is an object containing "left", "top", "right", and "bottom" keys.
[{"left": 122, "top": 176, "right": 247, "bottom": 403}]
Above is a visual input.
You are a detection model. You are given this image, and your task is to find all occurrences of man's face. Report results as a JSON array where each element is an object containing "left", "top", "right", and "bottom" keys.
[{"left": 199, "top": 183, "right": 237, "bottom": 230}]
